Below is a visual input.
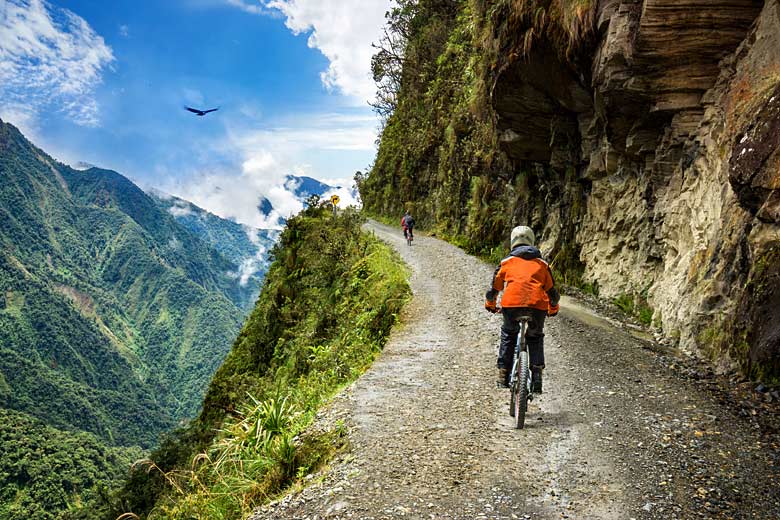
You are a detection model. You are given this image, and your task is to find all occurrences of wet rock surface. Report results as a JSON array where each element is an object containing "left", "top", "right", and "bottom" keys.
[{"left": 250, "top": 222, "right": 780, "bottom": 520}]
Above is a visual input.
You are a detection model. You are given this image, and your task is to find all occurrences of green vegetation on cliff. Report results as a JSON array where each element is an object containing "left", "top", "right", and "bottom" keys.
[
  {"left": 113, "top": 204, "right": 410, "bottom": 519},
  {"left": 360, "top": 0, "right": 590, "bottom": 280},
  {"left": 0, "top": 120, "right": 253, "bottom": 518}
]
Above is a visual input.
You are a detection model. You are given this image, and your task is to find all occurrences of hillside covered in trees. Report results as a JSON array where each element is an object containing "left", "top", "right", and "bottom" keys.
[{"left": 0, "top": 119, "right": 256, "bottom": 518}]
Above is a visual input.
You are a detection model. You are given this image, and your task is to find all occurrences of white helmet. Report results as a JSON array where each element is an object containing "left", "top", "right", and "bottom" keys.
[{"left": 510, "top": 225, "right": 535, "bottom": 248}]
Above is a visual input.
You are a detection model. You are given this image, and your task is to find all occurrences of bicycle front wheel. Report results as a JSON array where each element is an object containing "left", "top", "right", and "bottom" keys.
[{"left": 514, "top": 351, "right": 530, "bottom": 429}]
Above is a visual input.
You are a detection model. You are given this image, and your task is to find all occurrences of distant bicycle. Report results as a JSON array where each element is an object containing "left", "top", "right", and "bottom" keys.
[
  {"left": 401, "top": 212, "right": 415, "bottom": 246},
  {"left": 506, "top": 314, "right": 533, "bottom": 429}
]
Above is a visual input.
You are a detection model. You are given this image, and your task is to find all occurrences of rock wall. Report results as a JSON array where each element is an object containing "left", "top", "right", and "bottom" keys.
[
  {"left": 491, "top": 0, "right": 779, "bottom": 377},
  {"left": 363, "top": 0, "right": 780, "bottom": 381}
]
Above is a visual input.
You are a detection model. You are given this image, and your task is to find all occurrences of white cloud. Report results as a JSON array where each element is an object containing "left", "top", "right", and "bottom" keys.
[
  {"left": 162, "top": 164, "right": 293, "bottom": 230},
  {"left": 0, "top": 0, "right": 114, "bottom": 128},
  {"left": 118, "top": 24, "right": 129, "bottom": 37},
  {"left": 159, "top": 111, "right": 371, "bottom": 230},
  {"left": 168, "top": 200, "right": 194, "bottom": 217},
  {"left": 322, "top": 178, "right": 360, "bottom": 208},
  {"left": 228, "top": 0, "right": 391, "bottom": 103},
  {"left": 233, "top": 256, "right": 259, "bottom": 285},
  {"left": 234, "top": 226, "right": 276, "bottom": 286},
  {"left": 165, "top": 166, "right": 359, "bottom": 231},
  {"left": 0, "top": 104, "right": 38, "bottom": 138},
  {"left": 226, "top": 0, "right": 273, "bottom": 15},
  {"left": 242, "top": 149, "right": 276, "bottom": 174},
  {"left": 233, "top": 112, "right": 377, "bottom": 156},
  {"left": 167, "top": 169, "right": 304, "bottom": 230}
]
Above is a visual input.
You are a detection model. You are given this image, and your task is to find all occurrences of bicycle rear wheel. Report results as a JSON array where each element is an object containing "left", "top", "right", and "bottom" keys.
[{"left": 514, "top": 351, "right": 529, "bottom": 429}]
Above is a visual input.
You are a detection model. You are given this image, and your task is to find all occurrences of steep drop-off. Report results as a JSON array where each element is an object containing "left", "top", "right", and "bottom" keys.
[{"left": 361, "top": 0, "right": 780, "bottom": 381}]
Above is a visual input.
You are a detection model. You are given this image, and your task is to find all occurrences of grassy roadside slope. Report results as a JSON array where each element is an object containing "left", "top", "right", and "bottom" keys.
[{"left": 114, "top": 203, "right": 411, "bottom": 519}]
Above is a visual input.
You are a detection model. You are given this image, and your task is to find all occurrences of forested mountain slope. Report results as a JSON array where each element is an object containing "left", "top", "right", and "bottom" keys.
[
  {"left": 0, "top": 119, "right": 252, "bottom": 517},
  {"left": 151, "top": 192, "right": 278, "bottom": 304},
  {"left": 361, "top": 0, "right": 780, "bottom": 383},
  {"left": 0, "top": 409, "right": 142, "bottom": 519}
]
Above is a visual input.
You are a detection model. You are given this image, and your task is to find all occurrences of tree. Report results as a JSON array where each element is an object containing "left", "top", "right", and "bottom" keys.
[{"left": 370, "top": 1, "right": 417, "bottom": 120}]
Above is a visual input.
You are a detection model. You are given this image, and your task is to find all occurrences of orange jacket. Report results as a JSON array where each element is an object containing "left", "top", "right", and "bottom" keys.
[{"left": 486, "top": 246, "right": 559, "bottom": 311}]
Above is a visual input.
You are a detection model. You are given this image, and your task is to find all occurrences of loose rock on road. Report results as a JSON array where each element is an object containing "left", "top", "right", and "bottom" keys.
[{"left": 252, "top": 220, "right": 780, "bottom": 520}]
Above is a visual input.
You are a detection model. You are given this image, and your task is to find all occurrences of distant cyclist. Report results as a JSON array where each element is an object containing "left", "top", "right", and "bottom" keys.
[
  {"left": 401, "top": 211, "right": 415, "bottom": 241},
  {"left": 484, "top": 226, "right": 560, "bottom": 392}
]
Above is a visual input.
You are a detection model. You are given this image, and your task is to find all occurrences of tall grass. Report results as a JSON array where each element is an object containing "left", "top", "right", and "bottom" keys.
[{"left": 141, "top": 396, "right": 298, "bottom": 518}]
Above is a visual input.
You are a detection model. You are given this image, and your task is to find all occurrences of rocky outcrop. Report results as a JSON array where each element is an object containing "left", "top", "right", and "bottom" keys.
[
  {"left": 730, "top": 83, "right": 780, "bottom": 223},
  {"left": 490, "top": 0, "right": 779, "bottom": 378},
  {"left": 364, "top": 0, "right": 779, "bottom": 381}
]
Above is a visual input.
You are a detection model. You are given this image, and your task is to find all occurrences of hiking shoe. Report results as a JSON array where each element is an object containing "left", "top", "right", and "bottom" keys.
[
  {"left": 531, "top": 366, "right": 543, "bottom": 393},
  {"left": 496, "top": 368, "right": 509, "bottom": 388}
]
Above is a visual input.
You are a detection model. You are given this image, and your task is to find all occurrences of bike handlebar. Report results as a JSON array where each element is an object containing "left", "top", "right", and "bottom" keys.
[{"left": 493, "top": 307, "right": 556, "bottom": 318}]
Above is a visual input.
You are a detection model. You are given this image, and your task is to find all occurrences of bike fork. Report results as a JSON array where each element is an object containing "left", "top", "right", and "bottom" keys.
[{"left": 509, "top": 358, "right": 519, "bottom": 387}]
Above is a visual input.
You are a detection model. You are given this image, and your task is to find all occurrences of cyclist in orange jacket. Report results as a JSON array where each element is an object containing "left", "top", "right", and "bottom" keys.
[{"left": 485, "top": 225, "right": 560, "bottom": 392}]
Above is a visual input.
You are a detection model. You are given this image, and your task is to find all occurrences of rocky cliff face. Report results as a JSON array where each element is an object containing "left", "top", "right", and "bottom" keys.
[
  {"left": 363, "top": 0, "right": 780, "bottom": 381},
  {"left": 497, "top": 0, "right": 779, "bottom": 378}
]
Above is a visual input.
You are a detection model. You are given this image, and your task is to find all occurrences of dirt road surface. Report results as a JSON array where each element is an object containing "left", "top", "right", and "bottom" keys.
[{"left": 251, "top": 221, "right": 780, "bottom": 520}]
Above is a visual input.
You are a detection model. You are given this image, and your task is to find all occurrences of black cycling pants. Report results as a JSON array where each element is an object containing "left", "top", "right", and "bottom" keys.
[{"left": 497, "top": 307, "right": 546, "bottom": 369}]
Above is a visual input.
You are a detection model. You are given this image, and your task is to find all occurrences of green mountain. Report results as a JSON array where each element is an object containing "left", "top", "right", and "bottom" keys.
[
  {"left": 150, "top": 192, "right": 278, "bottom": 302},
  {"left": 0, "top": 119, "right": 256, "bottom": 517}
]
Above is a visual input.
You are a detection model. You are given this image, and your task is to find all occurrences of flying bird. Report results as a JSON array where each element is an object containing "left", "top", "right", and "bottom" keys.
[{"left": 185, "top": 106, "right": 219, "bottom": 116}]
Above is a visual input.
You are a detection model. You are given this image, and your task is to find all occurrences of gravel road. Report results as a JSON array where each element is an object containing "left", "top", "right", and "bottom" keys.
[{"left": 251, "top": 220, "right": 780, "bottom": 520}]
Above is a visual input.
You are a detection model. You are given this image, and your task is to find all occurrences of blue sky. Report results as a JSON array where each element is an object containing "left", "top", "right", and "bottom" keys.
[{"left": 0, "top": 0, "right": 390, "bottom": 227}]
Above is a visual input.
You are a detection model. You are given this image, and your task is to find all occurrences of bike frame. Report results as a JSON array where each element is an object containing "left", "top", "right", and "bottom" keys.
[
  {"left": 509, "top": 316, "right": 533, "bottom": 402},
  {"left": 403, "top": 227, "right": 414, "bottom": 245}
]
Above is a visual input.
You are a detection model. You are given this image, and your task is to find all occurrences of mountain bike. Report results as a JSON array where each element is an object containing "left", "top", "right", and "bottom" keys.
[
  {"left": 404, "top": 228, "right": 414, "bottom": 246},
  {"left": 508, "top": 315, "right": 533, "bottom": 429}
]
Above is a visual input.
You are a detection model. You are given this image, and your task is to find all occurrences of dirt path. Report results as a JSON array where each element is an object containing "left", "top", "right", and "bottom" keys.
[{"left": 252, "top": 221, "right": 780, "bottom": 520}]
